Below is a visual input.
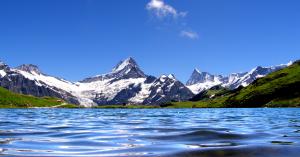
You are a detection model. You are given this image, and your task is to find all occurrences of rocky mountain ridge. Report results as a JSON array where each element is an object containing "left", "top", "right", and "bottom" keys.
[{"left": 186, "top": 62, "right": 293, "bottom": 94}]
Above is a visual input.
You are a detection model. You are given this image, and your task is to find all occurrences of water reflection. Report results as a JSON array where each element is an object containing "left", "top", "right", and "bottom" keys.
[{"left": 0, "top": 108, "right": 299, "bottom": 156}]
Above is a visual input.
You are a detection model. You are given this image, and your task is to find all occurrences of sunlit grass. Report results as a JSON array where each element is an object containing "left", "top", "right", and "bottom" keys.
[{"left": 0, "top": 87, "right": 77, "bottom": 108}]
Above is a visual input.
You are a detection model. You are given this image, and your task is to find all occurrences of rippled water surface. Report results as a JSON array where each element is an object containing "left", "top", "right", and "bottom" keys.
[{"left": 0, "top": 108, "right": 300, "bottom": 157}]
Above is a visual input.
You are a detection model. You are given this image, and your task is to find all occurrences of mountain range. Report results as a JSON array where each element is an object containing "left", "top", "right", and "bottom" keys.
[
  {"left": 0, "top": 58, "right": 292, "bottom": 107},
  {"left": 186, "top": 62, "right": 292, "bottom": 94}
]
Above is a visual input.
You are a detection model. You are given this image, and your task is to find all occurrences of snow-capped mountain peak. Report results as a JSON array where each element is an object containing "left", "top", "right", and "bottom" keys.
[
  {"left": 16, "top": 64, "right": 42, "bottom": 75},
  {"left": 158, "top": 74, "right": 176, "bottom": 83},
  {"left": 111, "top": 57, "right": 146, "bottom": 78},
  {"left": 141, "top": 74, "right": 194, "bottom": 105},
  {"left": 168, "top": 74, "right": 176, "bottom": 79},
  {"left": 186, "top": 68, "right": 201, "bottom": 86},
  {"left": 186, "top": 68, "right": 217, "bottom": 86},
  {"left": 0, "top": 61, "right": 10, "bottom": 77},
  {"left": 112, "top": 57, "right": 137, "bottom": 72},
  {"left": 159, "top": 75, "right": 167, "bottom": 81},
  {"left": 81, "top": 57, "right": 146, "bottom": 83},
  {"left": 193, "top": 68, "right": 200, "bottom": 74},
  {"left": 0, "top": 61, "right": 9, "bottom": 70}
]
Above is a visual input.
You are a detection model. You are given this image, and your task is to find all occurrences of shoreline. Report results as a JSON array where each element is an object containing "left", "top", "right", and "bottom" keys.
[{"left": 1, "top": 106, "right": 299, "bottom": 109}]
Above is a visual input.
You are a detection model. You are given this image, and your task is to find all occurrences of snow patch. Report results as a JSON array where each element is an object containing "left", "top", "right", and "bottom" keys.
[
  {"left": 187, "top": 81, "right": 222, "bottom": 94},
  {"left": 80, "top": 78, "right": 146, "bottom": 101},
  {"left": 168, "top": 74, "right": 175, "bottom": 79},
  {"left": 0, "top": 70, "right": 6, "bottom": 77},
  {"left": 129, "top": 82, "right": 152, "bottom": 104}
]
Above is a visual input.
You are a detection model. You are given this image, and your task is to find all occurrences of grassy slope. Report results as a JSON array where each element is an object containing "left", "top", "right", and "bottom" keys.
[
  {"left": 226, "top": 61, "right": 300, "bottom": 107},
  {"left": 0, "top": 87, "right": 78, "bottom": 108},
  {"left": 189, "top": 85, "right": 231, "bottom": 101},
  {"left": 169, "top": 61, "right": 300, "bottom": 108}
]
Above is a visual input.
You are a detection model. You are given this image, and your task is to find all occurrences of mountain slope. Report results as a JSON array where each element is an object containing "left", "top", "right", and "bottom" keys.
[
  {"left": 0, "top": 87, "right": 76, "bottom": 108},
  {"left": 0, "top": 63, "right": 80, "bottom": 105},
  {"left": 225, "top": 60, "right": 300, "bottom": 107}
]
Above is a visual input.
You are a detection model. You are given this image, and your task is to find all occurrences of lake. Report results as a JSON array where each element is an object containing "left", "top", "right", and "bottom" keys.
[{"left": 0, "top": 108, "right": 299, "bottom": 157}]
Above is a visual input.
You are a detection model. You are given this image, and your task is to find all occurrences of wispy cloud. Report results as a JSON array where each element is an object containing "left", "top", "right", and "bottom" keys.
[
  {"left": 180, "top": 30, "right": 199, "bottom": 39},
  {"left": 146, "top": 0, "right": 186, "bottom": 19},
  {"left": 146, "top": 0, "right": 199, "bottom": 40}
]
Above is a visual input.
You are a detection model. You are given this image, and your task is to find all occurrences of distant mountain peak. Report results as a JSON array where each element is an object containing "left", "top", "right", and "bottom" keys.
[
  {"left": 186, "top": 61, "right": 292, "bottom": 94},
  {"left": 186, "top": 68, "right": 215, "bottom": 86},
  {"left": 0, "top": 60, "right": 10, "bottom": 77},
  {"left": 193, "top": 68, "right": 200, "bottom": 74},
  {"left": 17, "top": 64, "right": 42, "bottom": 74},
  {"left": 80, "top": 57, "right": 146, "bottom": 83},
  {"left": 158, "top": 74, "right": 176, "bottom": 82},
  {"left": 109, "top": 57, "right": 146, "bottom": 79},
  {"left": 0, "top": 60, "right": 9, "bottom": 69},
  {"left": 0, "top": 60, "right": 5, "bottom": 65},
  {"left": 112, "top": 57, "right": 138, "bottom": 73},
  {"left": 168, "top": 74, "right": 176, "bottom": 79}
]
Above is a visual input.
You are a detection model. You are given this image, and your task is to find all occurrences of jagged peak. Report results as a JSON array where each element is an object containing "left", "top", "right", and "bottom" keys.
[
  {"left": 158, "top": 74, "right": 176, "bottom": 82},
  {"left": 0, "top": 61, "right": 7, "bottom": 67},
  {"left": 80, "top": 57, "right": 146, "bottom": 83},
  {"left": 112, "top": 57, "right": 139, "bottom": 73},
  {"left": 193, "top": 68, "right": 200, "bottom": 74},
  {"left": 0, "top": 60, "right": 9, "bottom": 67},
  {"left": 168, "top": 74, "right": 176, "bottom": 79},
  {"left": 159, "top": 74, "right": 167, "bottom": 78},
  {"left": 0, "top": 60, "right": 10, "bottom": 73},
  {"left": 191, "top": 68, "right": 213, "bottom": 76},
  {"left": 17, "top": 64, "right": 42, "bottom": 74}
]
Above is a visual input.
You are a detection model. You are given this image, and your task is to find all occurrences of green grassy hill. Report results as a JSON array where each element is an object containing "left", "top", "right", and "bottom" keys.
[
  {"left": 0, "top": 87, "right": 78, "bottom": 108},
  {"left": 168, "top": 60, "right": 300, "bottom": 108},
  {"left": 225, "top": 60, "right": 300, "bottom": 107}
]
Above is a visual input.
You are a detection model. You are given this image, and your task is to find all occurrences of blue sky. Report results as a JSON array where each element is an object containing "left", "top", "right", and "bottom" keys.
[{"left": 1, "top": 0, "right": 300, "bottom": 82}]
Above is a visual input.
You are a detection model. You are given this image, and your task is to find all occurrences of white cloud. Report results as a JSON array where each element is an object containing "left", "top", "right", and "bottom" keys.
[
  {"left": 180, "top": 30, "right": 199, "bottom": 39},
  {"left": 146, "top": 0, "right": 186, "bottom": 18},
  {"left": 146, "top": 0, "right": 199, "bottom": 40}
]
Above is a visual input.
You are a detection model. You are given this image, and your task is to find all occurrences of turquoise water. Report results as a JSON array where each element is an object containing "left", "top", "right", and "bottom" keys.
[{"left": 0, "top": 108, "right": 299, "bottom": 157}]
